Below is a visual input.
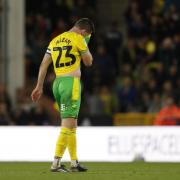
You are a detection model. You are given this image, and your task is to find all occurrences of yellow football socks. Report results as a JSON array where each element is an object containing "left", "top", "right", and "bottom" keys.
[
  {"left": 67, "top": 128, "right": 78, "bottom": 160},
  {"left": 55, "top": 127, "right": 78, "bottom": 161},
  {"left": 55, "top": 127, "right": 69, "bottom": 158}
]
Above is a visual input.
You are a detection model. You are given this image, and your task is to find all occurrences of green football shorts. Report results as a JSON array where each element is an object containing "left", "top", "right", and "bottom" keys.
[{"left": 52, "top": 76, "right": 81, "bottom": 119}]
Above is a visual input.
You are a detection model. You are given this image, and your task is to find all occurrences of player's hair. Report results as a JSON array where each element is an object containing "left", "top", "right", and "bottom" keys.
[{"left": 75, "top": 18, "right": 95, "bottom": 34}]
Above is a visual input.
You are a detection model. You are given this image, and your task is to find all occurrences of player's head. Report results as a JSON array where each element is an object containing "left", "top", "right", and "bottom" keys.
[{"left": 74, "top": 18, "right": 95, "bottom": 37}]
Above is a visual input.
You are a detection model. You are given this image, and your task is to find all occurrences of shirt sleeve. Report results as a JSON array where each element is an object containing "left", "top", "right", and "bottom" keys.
[
  {"left": 46, "top": 41, "right": 52, "bottom": 55},
  {"left": 76, "top": 35, "right": 88, "bottom": 55}
]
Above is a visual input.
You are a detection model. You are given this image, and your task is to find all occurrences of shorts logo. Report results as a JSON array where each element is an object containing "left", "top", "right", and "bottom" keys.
[
  {"left": 61, "top": 104, "right": 66, "bottom": 111},
  {"left": 72, "top": 104, "right": 77, "bottom": 108}
]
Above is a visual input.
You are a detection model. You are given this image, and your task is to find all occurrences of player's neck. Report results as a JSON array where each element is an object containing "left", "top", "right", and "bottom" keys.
[{"left": 69, "top": 27, "right": 82, "bottom": 35}]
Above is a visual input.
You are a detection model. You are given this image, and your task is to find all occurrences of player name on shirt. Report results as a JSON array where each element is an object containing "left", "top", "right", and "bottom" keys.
[{"left": 55, "top": 37, "right": 71, "bottom": 45}]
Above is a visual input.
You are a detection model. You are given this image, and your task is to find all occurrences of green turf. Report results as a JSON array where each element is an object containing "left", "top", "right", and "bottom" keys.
[{"left": 0, "top": 162, "right": 180, "bottom": 180}]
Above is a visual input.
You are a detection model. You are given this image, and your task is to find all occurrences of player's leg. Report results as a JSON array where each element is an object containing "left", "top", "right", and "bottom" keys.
[
  {"left": 51, "top": 77, "right": 87, "bottom": 172},
  {"left": 58, "top": 77, "right": 79, "bottom": 165},
  {"left": 51, "top": 77, "right": 79, "bottom": 172},
  {"left": 61, "top": 118, "right": 87, "bottom": 172},
  {"left": 51, "top": 78, "right": 69, "bottom": 172},
  {"left": 61, "top": 118, "right": 78, "bottom": 165},
  {"left": 61, "top": 77, "right": 87, "bottom": 172},
  {"left": 51, "top": 126, "right": 70, "bottom": 172}
]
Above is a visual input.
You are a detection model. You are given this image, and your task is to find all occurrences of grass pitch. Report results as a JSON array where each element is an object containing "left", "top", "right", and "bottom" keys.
[{"left": 0, "top": 162, "right": 180, "bottom": 180}]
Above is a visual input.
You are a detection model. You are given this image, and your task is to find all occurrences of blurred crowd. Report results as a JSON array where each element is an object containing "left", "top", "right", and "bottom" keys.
[
  {"left": 119, "top": 0, "right": 180, "bottom": 124},
  {"left": 0, "top": 0, "right": 180, "bottom": 126},
  {"left": 119, "top": 0, "right": 180, "bottom": 112}
]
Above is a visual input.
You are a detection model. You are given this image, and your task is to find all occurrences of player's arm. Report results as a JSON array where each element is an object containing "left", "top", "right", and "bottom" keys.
[
  {"left": 31, "top": 53, "right": 52, "bottom": 102},
  {"left": 77, "top": 35, "right": 93, "bottom": 66},
  {"left": 81, "top": 50, "right": 93, "bottom": 66}
]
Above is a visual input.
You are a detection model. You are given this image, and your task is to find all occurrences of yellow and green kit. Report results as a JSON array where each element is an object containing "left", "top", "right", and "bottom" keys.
[
  {"left": 52, "top": 76, "right": 81, "bottom": 119},
  {"left": 47, "top": 31, "right": 88, "bottom": 119}
]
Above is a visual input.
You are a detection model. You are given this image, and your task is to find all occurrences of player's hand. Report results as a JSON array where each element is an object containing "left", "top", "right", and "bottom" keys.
[
  {"left": 84, "top": 34, "right": 91, "bottom": 45},
  {"left": 31, "top": 87, "right": 43, "bottom": 102}
]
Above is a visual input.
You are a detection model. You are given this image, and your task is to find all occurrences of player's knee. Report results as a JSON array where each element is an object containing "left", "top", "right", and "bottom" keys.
[{"left": 61, "top": 118, "right": 77, "bottom": 128}]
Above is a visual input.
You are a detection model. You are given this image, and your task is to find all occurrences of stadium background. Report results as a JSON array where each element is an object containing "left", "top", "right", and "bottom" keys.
[
  {"left": 0, "top": 0, "right": 180, "bottom": 127},
  {"left": 1, "top": 0, "right": 180, "bottom": 179},
  {"left": 0, "top": 0, "right": 180, "bottom": 158},
  {"left": 0, "top": 0, "right": 180, "bottom": 126}
]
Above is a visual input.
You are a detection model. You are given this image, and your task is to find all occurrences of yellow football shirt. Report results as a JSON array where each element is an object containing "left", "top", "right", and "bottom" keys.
[{"left": 46, "top": 32, "right": 88, "bottom": 76}]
